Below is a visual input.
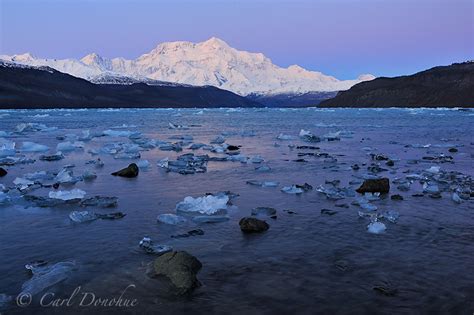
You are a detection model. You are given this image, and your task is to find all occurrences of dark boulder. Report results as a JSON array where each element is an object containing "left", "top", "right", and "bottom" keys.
[
  {"left": 0, "top": 167, "right": 7, "bottom": 177},
  {"left": 111, "top": 163, "right": 139, "bottom": 178},
  {"left": 239, "top": 217, "right": 269, "bottom": 233},
  {"left": 153, "top": 251, "right": 202, "bottom": 294},
  {"left": 356, "top": 178, "right": 390, "bottom": 194}
]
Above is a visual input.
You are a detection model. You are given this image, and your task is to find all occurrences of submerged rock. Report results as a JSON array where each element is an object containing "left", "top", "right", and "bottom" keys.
[
  {"left": 111, "top": 163, "right": 139, "bottom": 178},
  {"left": 391, "top": 194, "right": 404, "bottom": 201},
  {"left": 171, "top": 229, "right": 204, "bottom": 238},
  {"left": 356, "top": 178, "right": 390, "bottom": 194},
  {"left": 239, "top": 217, "right": 269, "bottom": 233},
  {"left": 153, "top": 251, "right": 202, "bottom": 294}
]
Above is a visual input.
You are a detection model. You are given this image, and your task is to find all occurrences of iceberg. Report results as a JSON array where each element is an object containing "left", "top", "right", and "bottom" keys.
[
  {"left": 175, "top": 194, "right": 229, "bottom": 215},
  {"left": 49, "top": 189, "right": 86, "bottom": 200}
]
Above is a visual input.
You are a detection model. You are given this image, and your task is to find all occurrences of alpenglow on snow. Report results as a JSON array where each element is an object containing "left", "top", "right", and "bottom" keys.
[{"left": 0, "top": 37, "right": 374, "bottom": 96}]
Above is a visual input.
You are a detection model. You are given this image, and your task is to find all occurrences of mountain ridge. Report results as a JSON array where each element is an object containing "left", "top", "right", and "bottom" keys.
[
  {"left": 319, "top": 62, "right": 474, "bottom": 108},
  {"left": 0, "top": 37, "right": 374, "bottom": 96}
]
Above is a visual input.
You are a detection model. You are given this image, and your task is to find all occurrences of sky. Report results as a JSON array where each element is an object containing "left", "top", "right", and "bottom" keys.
[{"left": 0, "top": 0, "right": 472, "bottom": 79}]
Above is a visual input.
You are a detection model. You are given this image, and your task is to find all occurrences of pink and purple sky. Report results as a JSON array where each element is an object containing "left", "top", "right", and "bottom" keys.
[{"left": 1, "top": 0, "right": 472, "bottom": 79}]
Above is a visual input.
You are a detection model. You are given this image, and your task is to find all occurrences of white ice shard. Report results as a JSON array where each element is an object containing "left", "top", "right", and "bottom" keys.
[
  {"left": 49, "top": 189, "right": 86, "bottom": 200},
  {"left": 175, "top": 194, "right": 229, "bottom": 215}
]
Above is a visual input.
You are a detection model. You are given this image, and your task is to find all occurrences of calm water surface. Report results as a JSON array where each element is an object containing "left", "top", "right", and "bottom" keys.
[{"left": 0, "top": 108, "right": 473, "bottom": 314}]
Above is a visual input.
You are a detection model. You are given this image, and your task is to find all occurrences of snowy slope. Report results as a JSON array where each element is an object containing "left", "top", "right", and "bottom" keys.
[{"left": 0, "top": 37, "right": 374, "bottom": 95}]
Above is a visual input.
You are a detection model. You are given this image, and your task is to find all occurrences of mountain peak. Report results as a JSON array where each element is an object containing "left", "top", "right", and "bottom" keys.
[
  {"left": 12, "top": 53, "right": 36, "bottom": 62},
  {"left": 200, "top": 37, "right": 230, "bottom": 48},
  {"left": 80, "top": 53, "right": 111, "bottom": 71}
]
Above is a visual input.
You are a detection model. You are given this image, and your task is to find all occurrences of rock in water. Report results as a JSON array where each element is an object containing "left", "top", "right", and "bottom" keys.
[
  {"left": 239, "top": 217, "right": 269, "bottom": 233},
  {"left": 153, "top": 251, "right": 202, "bottom": 294},
  {"left": 356, "top": 178, "right": 390, "bottom": 194},
  {"left": 111, "top": 163, "right": 139, "bottom": 178},
  {"left": 0, "top": 167, "right": 7, "bottom": 177}
]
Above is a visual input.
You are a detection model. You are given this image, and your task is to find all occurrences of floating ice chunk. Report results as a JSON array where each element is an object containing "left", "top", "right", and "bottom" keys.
[
  {"left": 0, "top": 140, "right": 15, "bottom": 157},
  {"left": 0, "top": 191, "right": 10, "bottom": 204},
  {"left": 426, "top": 166, "right": 440, "bottom": 174},
  {"left": 15, "top": 123, "right": 57, "bottom": 133},
  {"left": 299, "top": 129, "right": 311, "bottom": 137},
  {"left": 299, "top": 129, "right": 320, "bottom": 142},
  {"left": 49, "top": 189, "right": 86, "bottom": 200},
  {"left": 452, "top": 192, "right": 462, "bottom": 204},
  {"left": 210, "top": 135, "right": 225, "bottom": 144},
  {"left": 20, "top": 141, "right": 49, "bottom": 152},
  {"left": 359, "top": 202, "right": 378, "bottom": 211},
  {"left": 364, "top": 192, "right": 381, "bottom": 201},
  {"left": 382, "top": 210, "right": 400, "bottom": 223},
  {"left": 139, "top": 237, "right": 172, "bottom": 255},
  {"left": 103, "top": 129, "right": 134, "bottom": 137},
  {"left": 39, "top": 152, "right": 64, "bottom": 161},
  {"left": 175, "top": 194, "right": 229, "bottom": 215},
  {"left": 157, "top": 213, "right": 187, "bottom": 225},
  {"left": 56, "top": 141, "right": 84, "bottom": 152},
  {"left": 322, "top": 131, "right": 341, "bottom": 141},
  {"left": 367, "top": 221, "right": 386, "bottom": 234},
  {"left": 20, "top": 261, "right": 76, "bottom": 297},
  {"left": 281, "top": 185, "right": 304, "bottom": 194},
  {"left": 54, "top": 168, "right": 76, "bottom": 184},
  {"left": 168, "top": 122, "right": 188, "bottom": 130},
  {"left": 255, "top": 165, "right": 271, "bottom": 172},
  {"left": 82, "top": 171, "right": 97, "bottom": 181},
  {"left": 69, "top": 210, "right": 98, "bottom": 223},
  {"left": 277, "top": 133, "right": 295, "bottom": 140},
  {"left": 13, "top": 177, "right": 34, "bottom": 190},
  {"left": 249, "top": 155, "right": 264, "bottom": 163},
  {"left": 157, "top": 157, "right": 169, "bottom": 168},
  {"left": 262, "top": 181, "right": 279, "bottom": 187},
  {"left": 136, "top": 160, "right": 150, "bottom": 169},
  {"left": 423, "top": 182, "right": 439, "bottom": 194}
]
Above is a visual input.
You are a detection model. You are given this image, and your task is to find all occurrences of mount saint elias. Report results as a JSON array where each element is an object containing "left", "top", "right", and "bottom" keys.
[{"left": 0, "top": 37, "right": 374, "bottom": 98}]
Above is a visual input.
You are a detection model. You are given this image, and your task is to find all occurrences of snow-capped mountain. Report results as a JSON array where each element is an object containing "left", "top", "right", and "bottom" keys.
[{"left": 0, "top": 37, "right": 375, "bottom": 96}]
